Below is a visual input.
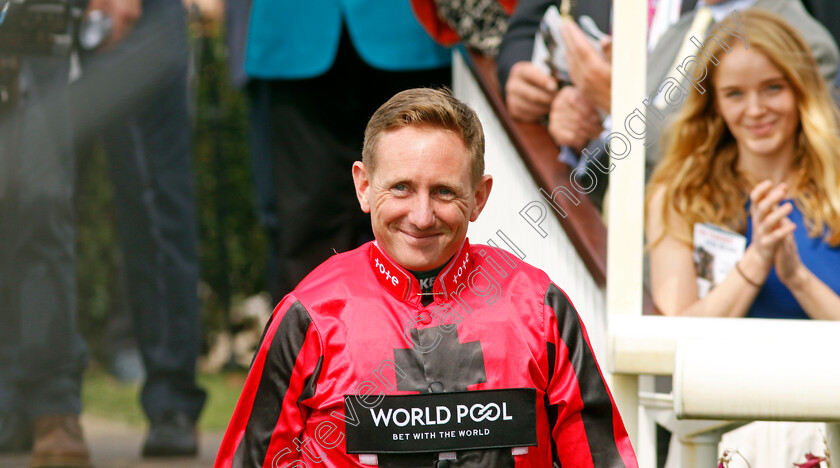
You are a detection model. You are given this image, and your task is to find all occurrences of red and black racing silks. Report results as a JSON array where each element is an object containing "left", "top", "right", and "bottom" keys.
[{"left": 214, "top": 239, "right": 638, "bottom": 468}]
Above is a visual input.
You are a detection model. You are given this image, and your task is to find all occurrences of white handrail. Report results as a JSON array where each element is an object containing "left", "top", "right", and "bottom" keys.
[{"left": 674, "top": 338, "right": 840, "bottom": 421}]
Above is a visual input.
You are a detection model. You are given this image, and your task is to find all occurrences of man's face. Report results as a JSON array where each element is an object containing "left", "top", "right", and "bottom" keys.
[{"left": 353, "top": 125, "right": 492, "bottom": 271}]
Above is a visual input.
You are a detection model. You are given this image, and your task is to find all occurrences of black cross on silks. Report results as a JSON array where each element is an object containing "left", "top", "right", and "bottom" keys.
[
  {"left": 384, "top": 328, "right": 513, "bottom": 467},
  {"left": 393, "top": 326, "right": 487, "bottom": 394}
]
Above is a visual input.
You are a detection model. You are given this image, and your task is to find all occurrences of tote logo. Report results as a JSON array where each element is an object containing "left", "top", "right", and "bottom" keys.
[
  {"left": 451, "top": 252, "right": 470, "bottom": 285},
  {"left": 374, "top": 256, "right": 400, "bottom": 287}
]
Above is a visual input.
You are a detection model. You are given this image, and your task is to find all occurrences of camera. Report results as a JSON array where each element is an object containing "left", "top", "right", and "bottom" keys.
[
  {"left": 0, "top": 0, "right": 104, "bottom": 109},
  {"left": 0, "top": 0, "right": 88, "bottom": 56}
]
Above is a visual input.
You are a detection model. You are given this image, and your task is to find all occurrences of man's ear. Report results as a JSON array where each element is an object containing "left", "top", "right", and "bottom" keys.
[
  {"left": 469, "top": 174, "right": 493, "bottom": 222},
  {"left": 352, "top": 161, "right": 372, "bottom": 213}
]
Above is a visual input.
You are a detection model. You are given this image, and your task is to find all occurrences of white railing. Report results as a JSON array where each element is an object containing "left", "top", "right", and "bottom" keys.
[
  {"left": 611, "top": 315, "right": 840, "bottom": 467},
  {"left": 453, "top": 52, "right": 608, "bottom": 362}
]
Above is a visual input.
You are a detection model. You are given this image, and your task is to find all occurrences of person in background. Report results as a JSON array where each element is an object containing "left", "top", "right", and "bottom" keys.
[
  {"left": 643, "top": 0, "right": 838, "bottom": 176},
  {"left": 409, "top": 0, "right": 517, "bottom": 58},
  {"left": 71, "top": 0, "right": 208, "bottom": 457},
  {"left": 224, "top": 0, "right": 281, "bottom": 295},
  {"left": 646, "top": 12, "right": 840, "bottom": 466},
  {"left": 496, "top": 0, "right": 613, "bottom": 128},
  {"left": 800, "top": 0, "right": 840, "bottom": 100},
  {"left": 801, "top": 0, "right": 840, "bottom": 54},
  {"left": 646, "top": 8, "right": 840, "bottom": 320},
  {"left": 243, "top": 1, "right": 452, "bottom": 303},
  {"left": 495, "top": 0, "right": 687, "bottom": 209},
  {"left": 0, "top": 0, "right": 142, "bottom": 466},
  {"left": 497, "top": 0, "right": 837, "bottom": 213}
]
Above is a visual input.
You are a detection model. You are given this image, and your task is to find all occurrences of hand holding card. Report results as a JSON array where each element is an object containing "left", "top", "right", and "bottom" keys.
[{"left": 531, "top": 6, "right": 605, "bottom": 84}]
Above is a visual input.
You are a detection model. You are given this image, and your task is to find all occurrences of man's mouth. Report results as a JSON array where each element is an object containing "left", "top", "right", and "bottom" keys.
[{"left": 400, "top": 230, "right": 441, "bottom": 241}]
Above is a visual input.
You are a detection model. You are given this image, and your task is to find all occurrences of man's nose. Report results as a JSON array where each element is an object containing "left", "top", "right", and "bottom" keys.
[{"left": 407, "top": 193, "right": 435, "bottom": 229}]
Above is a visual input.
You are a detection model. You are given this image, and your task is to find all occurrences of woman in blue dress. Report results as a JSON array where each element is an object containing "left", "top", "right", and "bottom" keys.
[{"left": 645, "top": 8, "right": 840, "bottom": 320}]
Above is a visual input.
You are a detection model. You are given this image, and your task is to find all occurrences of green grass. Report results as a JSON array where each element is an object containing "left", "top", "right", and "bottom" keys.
[{"left": 82, "top": 369, "right": 247, "bottom": 431}]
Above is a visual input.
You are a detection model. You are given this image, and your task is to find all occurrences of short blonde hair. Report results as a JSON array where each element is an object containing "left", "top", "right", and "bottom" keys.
[{"left": 362, "top": 88, "right": 485, "bottom": 186}]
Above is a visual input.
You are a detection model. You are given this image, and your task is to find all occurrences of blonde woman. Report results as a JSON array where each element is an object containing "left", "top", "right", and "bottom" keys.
[{"left": 646, "top": 9, "right": 840, "bottom": 320}]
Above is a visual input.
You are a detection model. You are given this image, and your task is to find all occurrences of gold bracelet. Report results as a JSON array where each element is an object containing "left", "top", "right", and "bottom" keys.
[{"left": 735, "top": 261, "right": 761, "bottom": 288}]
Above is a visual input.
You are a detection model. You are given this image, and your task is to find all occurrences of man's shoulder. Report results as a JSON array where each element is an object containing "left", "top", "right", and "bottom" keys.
[
  {"left": 468, "top": 242, "right": 552, "bottom": 290},
  {"left": 292, "top": 242, "right": 373, "bottom": 298}
]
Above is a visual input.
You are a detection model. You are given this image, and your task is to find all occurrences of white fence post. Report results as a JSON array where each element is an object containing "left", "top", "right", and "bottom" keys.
[{"left": 607, "top": 0, "right": 647, "bottom": 452}]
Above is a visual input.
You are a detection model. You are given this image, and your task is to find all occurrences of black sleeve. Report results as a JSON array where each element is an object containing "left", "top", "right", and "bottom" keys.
[{"left": 803, "top": 0, "right": 840, "bottom": 46}]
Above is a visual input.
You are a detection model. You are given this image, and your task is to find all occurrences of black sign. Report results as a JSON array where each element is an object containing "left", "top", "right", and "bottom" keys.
[{"left": 344, "top": 388, "right": 537, "bottom": 454}]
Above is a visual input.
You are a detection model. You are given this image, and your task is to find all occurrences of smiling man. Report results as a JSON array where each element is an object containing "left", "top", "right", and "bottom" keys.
[{"left": 214, "top": 88, "right": 637, "bottom": 468}]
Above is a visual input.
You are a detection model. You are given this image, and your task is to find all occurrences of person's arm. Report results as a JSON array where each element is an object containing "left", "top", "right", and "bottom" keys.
[
  {"left": 505, "top": 62, "right": 559, "bottom": 122},
  {"left": 646, "top": 182, "right": 793, "bottom": 317},
  {"left": 497, "top": 0, "right": 556, "bottom": 95},
  {"left": 214, "top": 297, "right": 324, "bottom": 468},
  {"left": 547, "top": 85, "right": 603, "bottom": 151},
  {"left": 560, "top": 20, "right": 611, "bottom": 113},
  {"left": 543, "top": 282, "right": 637, "bottom": 467},
  {"left": 84, "top": 0, "right": 142, "bottom": 50},
  {"left": 647, "top": 185, "right": 760, "bottom": 317},
  {"left": 774, "top": 225, "right": 840, "bottom": 320},
  {"left": 496, "top": 0, "right": 559, "bottom": 122}
]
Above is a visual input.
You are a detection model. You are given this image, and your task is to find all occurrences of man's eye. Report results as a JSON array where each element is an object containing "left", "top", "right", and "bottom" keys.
[
  {"left": 393, "top": 184, "right": 408, "bottom": 192},
  {"left": 437, "top": 188, "right": 456, "bottom": 198}
]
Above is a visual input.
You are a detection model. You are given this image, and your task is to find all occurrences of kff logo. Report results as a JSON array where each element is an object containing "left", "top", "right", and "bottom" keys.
[{"left": 374, "top": 257, "right": 400, "bottom": 287}]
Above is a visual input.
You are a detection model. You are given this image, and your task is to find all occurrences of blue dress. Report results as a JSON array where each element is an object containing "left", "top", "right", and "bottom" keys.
[{"left": 744, "top": 200, "right": 840, "bottom": 319}]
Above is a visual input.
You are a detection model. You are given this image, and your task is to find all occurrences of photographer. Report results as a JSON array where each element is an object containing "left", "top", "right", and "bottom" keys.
[
  {"left": 71, "top": 0, "right": 207, "bottom": 458},
  {"left": 0, "top": 0, "right": 139, "bottom": 465}
]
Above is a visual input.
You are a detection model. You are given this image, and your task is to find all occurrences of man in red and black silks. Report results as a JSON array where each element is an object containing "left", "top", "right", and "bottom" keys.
[{"left": 214, "top": 88, "right": 638, "bottom": 468}]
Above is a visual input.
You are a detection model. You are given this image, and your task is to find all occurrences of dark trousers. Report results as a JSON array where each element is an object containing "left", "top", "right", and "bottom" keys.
[
  {"left": 73, "top": 0, "right": 206, "bottom": 421},
  {"left": 265, "top": 28, "right": 452, "bottom": 300},
  {"left": 246, "top": 79, "right": 281, "bottom": 296},
  {"left": 0, "top": 57, "right": 88, "bottom": 419}
]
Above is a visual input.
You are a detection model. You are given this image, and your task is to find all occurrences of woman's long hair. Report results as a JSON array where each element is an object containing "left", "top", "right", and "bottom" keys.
[{"left": 646, "top": 9, "right": 840, "bottom": 247}]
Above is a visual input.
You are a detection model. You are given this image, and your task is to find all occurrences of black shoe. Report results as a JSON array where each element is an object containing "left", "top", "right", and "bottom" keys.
[
  {"left": 141, "top": 411, "right": 198, "bottom": 457},
  {"left": 0, "top": 412, "right": 33, "bottom": 453}
]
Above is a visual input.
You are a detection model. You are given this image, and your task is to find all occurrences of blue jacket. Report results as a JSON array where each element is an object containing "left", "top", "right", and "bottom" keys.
[{"left": 245, "top": 0, "right": 452, "bottom": 79}]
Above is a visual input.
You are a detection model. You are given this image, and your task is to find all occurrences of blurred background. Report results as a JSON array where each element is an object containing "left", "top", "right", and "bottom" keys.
[{"left": 74, "top": 0, "right": 261, "bottom": 433}]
